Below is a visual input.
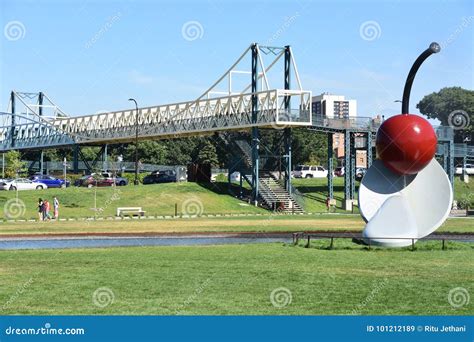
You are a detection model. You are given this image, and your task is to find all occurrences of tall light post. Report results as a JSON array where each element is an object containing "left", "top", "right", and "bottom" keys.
[{"left": 128, "top": 98, "right": 139, "bottom": 185}]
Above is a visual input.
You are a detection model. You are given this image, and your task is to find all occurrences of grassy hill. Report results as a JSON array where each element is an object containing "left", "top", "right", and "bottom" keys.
[{"left": 0, "top": 182, "right": 265, "bottom": 220}]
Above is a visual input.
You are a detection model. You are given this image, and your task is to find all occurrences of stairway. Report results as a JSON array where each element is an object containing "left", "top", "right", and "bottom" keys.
[
  {"left": 221, "top": 133, "right": 304, "bottom": 213},
  {"left": 259, "top": 173, "right": 304, "bottom": 213}
]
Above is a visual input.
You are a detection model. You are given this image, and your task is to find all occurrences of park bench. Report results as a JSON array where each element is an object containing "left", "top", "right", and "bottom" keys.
[{"left": 116, "top": 207, "right": 146, "bottom": 217}]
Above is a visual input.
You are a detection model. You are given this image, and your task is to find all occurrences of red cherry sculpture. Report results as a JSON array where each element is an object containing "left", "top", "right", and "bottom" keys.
[
  {"left": 376, "top": 42, "right": 441, "bottom": 175},
  {"left": 376, "top": 114, "right": 437, "bottom": 175}
]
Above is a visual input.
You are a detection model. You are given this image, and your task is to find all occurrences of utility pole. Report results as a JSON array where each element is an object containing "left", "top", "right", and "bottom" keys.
[{"left": 128, "top": 98, "right": 140, "bottom": 185}]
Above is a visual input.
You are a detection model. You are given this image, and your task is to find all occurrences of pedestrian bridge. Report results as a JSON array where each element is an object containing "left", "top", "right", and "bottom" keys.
[{"left": 0, "top": 44, "right": 312, "bottom": 151}]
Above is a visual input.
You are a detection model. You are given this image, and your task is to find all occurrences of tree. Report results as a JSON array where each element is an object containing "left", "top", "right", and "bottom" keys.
[
  {"left": 197, "top": 140, "right": 219, "bottom": 166},
  {"left": 291, "top": 129, "right": 328, "bottom": 166},
  {"left": 4, "top": 150, "right": 26, "bottom": 178},
  {"left": 417, "top": 87, "right": 474, "bottom": 143},
  {"left": 123, "top": 141, "right": 168, "bottom": 165}
]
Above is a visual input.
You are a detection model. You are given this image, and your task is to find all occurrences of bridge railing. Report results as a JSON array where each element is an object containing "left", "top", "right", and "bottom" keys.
[
  {"left": 0, "top": 89, "right": 311, "bottom": 150},
  {"left": 311, "top": 115, "right": 381, "bottom": 131}
]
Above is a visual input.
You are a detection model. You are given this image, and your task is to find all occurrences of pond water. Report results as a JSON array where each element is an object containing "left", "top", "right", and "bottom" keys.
[{"left": 0, "top": 235, "right": 292, "bottom": 250}]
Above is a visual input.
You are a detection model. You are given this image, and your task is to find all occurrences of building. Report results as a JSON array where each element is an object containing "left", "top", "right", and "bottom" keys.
[
  {"left": 311, "top": 93, "right": 357, "bottom": 119},
  {"left": 312, "top": 93, "right": 363, "bottom": 166}
]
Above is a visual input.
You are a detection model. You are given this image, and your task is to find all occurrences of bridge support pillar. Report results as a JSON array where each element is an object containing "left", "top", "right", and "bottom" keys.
[
  {"left": 10, "top": 91, "right": 15, "bottom": 148},
  {"left": 283, "top": 45, "right": 292, "bottom": 195},
  {"left": 40, "top": 150, "right": 44, "bottom": 175},
  {"left": 251, "top": 43, "right": 259, "bottom": 206},
  {"left": 73, "top": 145, "right": 79, "bottom": 174},
  {"left": 38, "top": 92, "right": 44, "bottom": 116},
  {"left": 443, "top": 143, "right": 448, "bottom": 173},
  {"left": 103, "top": 144, "right": 108, "bottom": 171},
  {"left": 327, "top": 133, "right": 334, "bottom": 200},
  {"left": 350, "top": 133, "right": 356, "bottom": 200},
  {"left": 284, "top": 128, "right": 292, "bottom": 195},
  {"left": 343, "top": 131, "right": 355, "bottom": 211},
  {"left": 366, "top": 132, "right": 373, "bottom": 168},
  {"left": 448, "top": 138, "right": 454, "bottom": 190},
  {"left": 251, "top": 129, "right": 260, "bottom": 206}
]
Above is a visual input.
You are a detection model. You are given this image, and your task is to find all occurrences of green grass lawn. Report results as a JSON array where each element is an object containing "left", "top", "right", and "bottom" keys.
[
  {"left": 0, "top": 242, "right": 471, "bottom": 315},
  {"left": 0, "top": 215, "right": 471, "bottom": 236}
]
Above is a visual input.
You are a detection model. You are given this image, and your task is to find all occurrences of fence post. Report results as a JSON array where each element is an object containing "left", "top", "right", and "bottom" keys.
[
  {"left": 305, "top": 236, "right": 310, "bottom": 248},
  {"left": 411, "top": 239, "right": 415, "bottom": 251},
  {"left": 329, "top": 237, "right": 334, "bottom": 250},
  {"left": 442, "top": 239, "right": 446, "bottom": 250},
  {"left": 175, "top": 203, "right": 178, "bottom": 217}
]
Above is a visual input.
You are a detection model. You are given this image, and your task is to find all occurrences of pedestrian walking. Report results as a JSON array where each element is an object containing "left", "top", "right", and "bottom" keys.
[
  {"left": 38, "top": 198, "right": 43, "bottom": 221},
  {"left": 53, "top": 196, "right": 60, "bottom": 219},
  {"left": 44, "top": 199, "right": 51, "bottom": 221}
]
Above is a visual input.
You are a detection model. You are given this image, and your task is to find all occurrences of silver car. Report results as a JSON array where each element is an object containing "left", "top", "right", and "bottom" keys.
[{"left": 0, "top": 178, "right": 48, "bottom": 191}]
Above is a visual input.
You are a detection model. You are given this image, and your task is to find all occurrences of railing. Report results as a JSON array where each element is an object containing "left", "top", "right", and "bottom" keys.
[
  {"left": 311, "top": 115, "right": 381, "bottom": 131},
  {"left": 292, "top": 232, "right": 474, "bottom": 251},
  {"left": 11, "top": 160, "right": 186, "bottom": 174}
]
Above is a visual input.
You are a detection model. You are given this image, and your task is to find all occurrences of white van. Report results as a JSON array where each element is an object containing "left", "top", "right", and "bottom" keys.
[{"left": 293, "top": 165, "right": 328, "bottom": 178}]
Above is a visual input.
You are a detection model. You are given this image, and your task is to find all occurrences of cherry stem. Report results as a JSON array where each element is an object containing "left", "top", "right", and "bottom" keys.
[{"left": 402, "top": 42, "right": 441, "bottom": 114}]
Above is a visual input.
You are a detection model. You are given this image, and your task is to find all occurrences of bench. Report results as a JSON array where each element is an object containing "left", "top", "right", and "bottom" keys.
[{"left": 116, "top": 207, "right": 146, "bottom": 217}]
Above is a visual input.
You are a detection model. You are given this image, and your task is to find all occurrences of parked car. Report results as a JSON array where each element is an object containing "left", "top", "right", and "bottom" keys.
[
  {"left": 143, "top": 170, "right": 177, "bottom": 184},
  {"left": 293, "top": 165, "right": 328, "bottom": 178},
  {"left": 455, "top": 164, "right": 474, "bottom": 175},
  {"left": 0, "top": 178, "right": 48, "bottom": 191},
  {"left": 334, "top": 167, "right": 345, "bottom": 177},
  {"left": 30, "top": 174, "right": 70, "bottom": 188},
  {"left": 74, "top": 175, "right": 114, "bottom": 188},
  {"left": 92, "top": 172, "right": 128, "bottom": 186}
]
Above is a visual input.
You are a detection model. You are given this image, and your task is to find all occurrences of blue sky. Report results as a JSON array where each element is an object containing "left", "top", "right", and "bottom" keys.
[{"left": 1, "top": 0, "right": 472, "bottom": 121}]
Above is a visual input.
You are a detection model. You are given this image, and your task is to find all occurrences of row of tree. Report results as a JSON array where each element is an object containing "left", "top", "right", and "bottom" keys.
[{"left": 17, "top": 129, "right": 330, "bottom": 170}]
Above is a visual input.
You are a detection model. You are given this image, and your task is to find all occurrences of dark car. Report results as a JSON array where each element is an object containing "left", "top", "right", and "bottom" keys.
[
  {"left": 30, "top": 174, "right": 70, "bottom": 188},
  {"left": 92, "top": 172, "right": 128, "bottom": 186},
  {"left": 143, "top": 170, "right": 177, "bottom": 184},
  {"left": 74, "top": 175, "right": 114, "bottom": 187}
]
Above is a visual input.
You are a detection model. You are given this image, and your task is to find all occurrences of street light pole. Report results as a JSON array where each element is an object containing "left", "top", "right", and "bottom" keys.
[{"left": 128, "top": 98, "right": 139, "bottom": 185}]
